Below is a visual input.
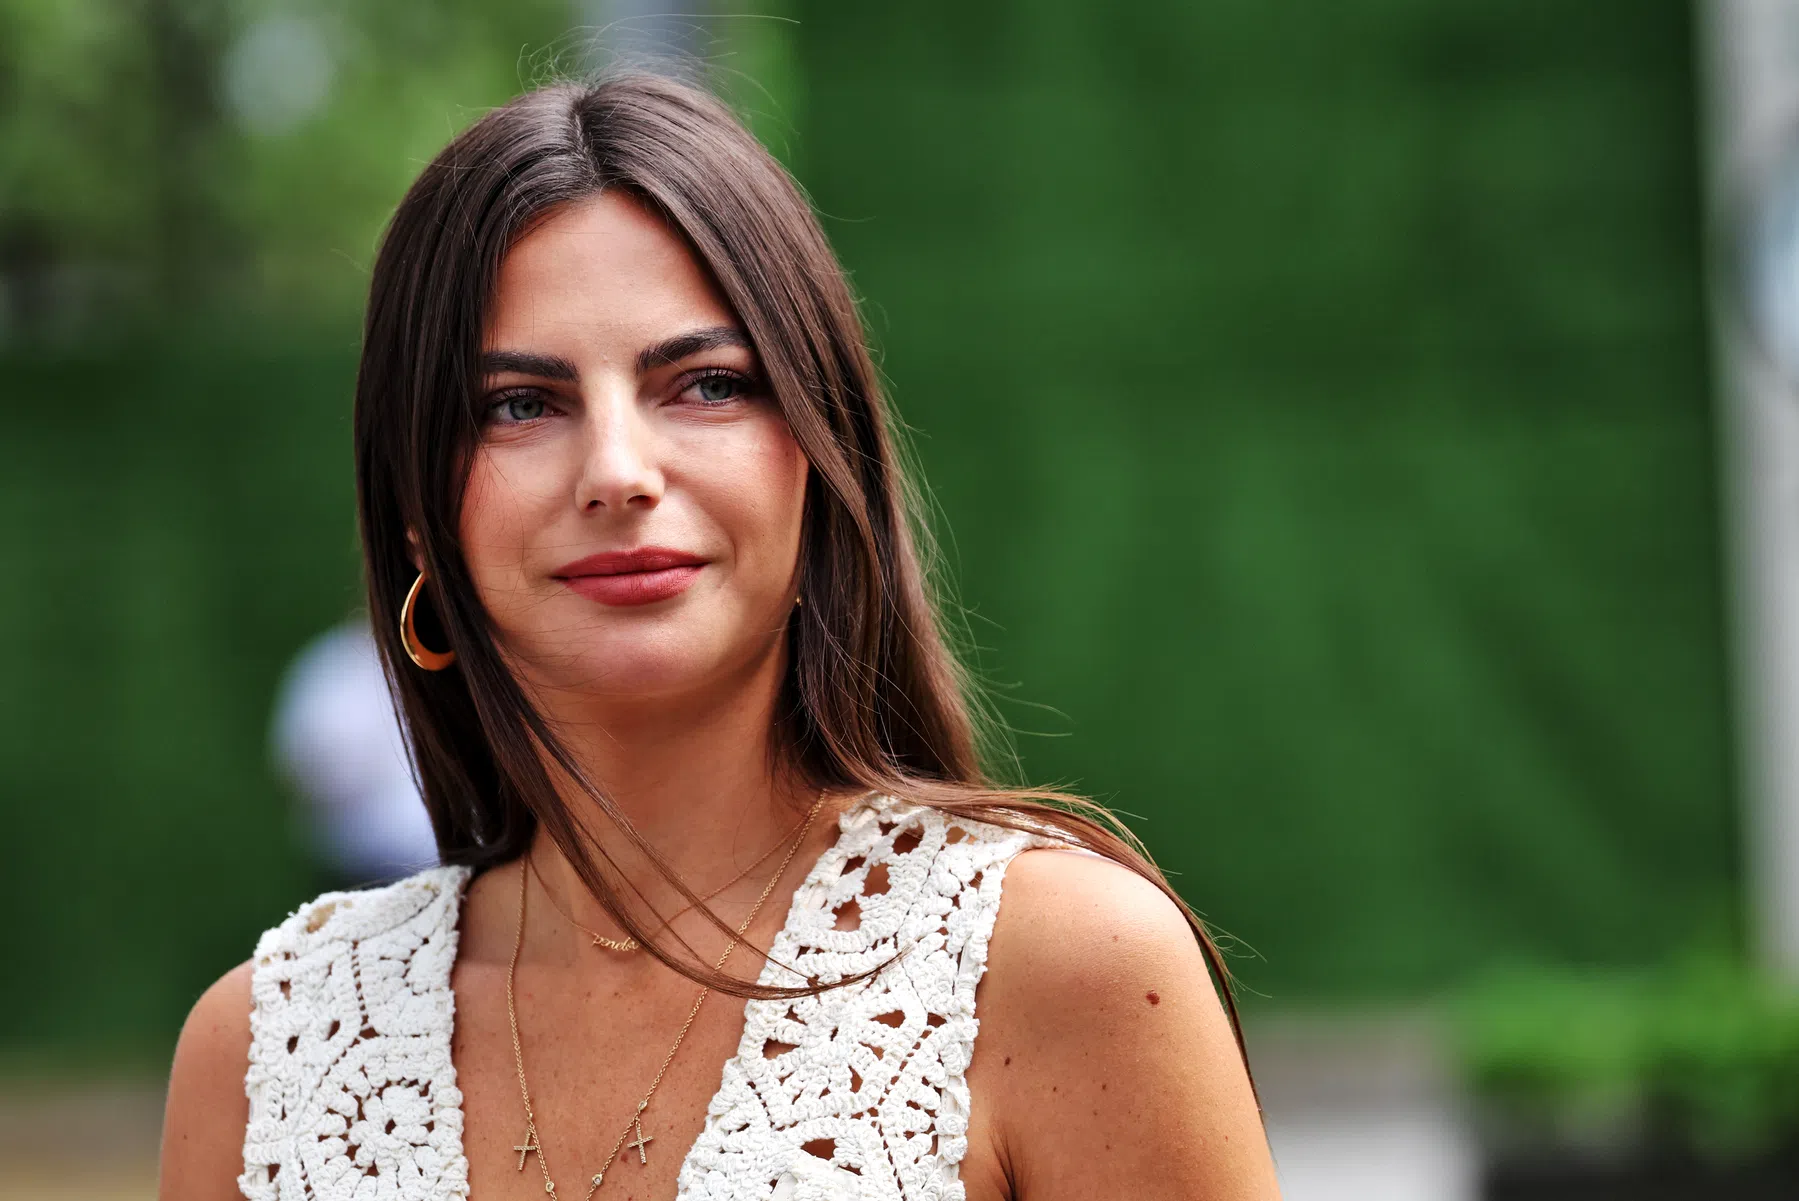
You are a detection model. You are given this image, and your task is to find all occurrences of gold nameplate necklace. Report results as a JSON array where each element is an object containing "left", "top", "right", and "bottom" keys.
[
  {"left": 505, "top": 791, "right": 825, "bottom": 1199},
  {"left": 525, "top": 801, "right": 817, "bottom": 953}
]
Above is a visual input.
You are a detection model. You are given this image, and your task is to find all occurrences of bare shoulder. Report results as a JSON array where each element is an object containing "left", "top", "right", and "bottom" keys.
[
  {"left": 969, "top": 847, "right": 1280, "bottom": 1200},
  {"left": 993, "top": 846, "right": 1212, "bottom": 991},
  {"left": 158, "top": 961, "right": 253, "bottom": 1201},
  {"left": 981, "top": 848, "right": 1236, "bottom": 1058}
]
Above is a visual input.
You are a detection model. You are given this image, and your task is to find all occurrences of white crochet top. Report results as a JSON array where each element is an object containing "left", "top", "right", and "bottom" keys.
[{"left": 240, "top": 794, "right": 1050, "bottom": 1201}]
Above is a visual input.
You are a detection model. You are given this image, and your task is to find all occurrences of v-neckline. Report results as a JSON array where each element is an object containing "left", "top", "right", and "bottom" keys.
[{"left": 437, "top": 793, "right": 875, "bottom": 1198}]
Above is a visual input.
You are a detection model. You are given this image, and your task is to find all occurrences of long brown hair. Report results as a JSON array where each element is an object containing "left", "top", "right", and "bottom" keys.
[{"left": 354, "top": 67, "right": 1244, "bottom": 1050}]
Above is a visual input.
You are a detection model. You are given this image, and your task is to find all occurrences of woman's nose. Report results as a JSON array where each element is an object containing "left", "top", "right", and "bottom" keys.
[{"left": 576, "top": 388, "right": 664, "bottom": 512}]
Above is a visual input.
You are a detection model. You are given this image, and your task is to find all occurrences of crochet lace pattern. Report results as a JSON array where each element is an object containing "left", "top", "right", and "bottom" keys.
[
  {"left": 241, "top": 867, "right": 472, "bottom": 1200},
  {"left": 241, "top": 795, "right": 1046, "bottom": 1200}
]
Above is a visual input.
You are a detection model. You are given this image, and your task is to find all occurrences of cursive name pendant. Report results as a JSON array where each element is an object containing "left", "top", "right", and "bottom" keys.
[{"left": 525, "top": 800, "right": 818, "bottom": 954}]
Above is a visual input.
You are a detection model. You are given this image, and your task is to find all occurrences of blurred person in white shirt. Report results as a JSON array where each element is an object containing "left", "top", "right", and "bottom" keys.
[{"left": 270, "top": 619, "right": 439, "bottom": 885}]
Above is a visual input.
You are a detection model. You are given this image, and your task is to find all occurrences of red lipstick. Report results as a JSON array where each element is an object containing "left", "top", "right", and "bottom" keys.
[{"left": 551, "top": 547, "right": 706, "bottom": 606}]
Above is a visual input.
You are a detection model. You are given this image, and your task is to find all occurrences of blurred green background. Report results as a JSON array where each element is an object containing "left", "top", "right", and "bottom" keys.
[{"left": 0, "top": 0, "right": 1730, "bottom": 1069}]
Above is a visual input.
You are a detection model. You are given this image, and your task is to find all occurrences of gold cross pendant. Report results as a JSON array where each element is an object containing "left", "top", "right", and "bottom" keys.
[
  {"left": 514, "top": 1128, "right": 541, "bottom": 1171},
  {"left": 626, "top": 1115, "right": 655, "bottom": 1165}
]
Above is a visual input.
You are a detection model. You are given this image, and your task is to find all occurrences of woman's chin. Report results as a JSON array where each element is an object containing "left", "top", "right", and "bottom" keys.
[
  {"left": 523, "top": 640, "right": 749, "bottom": 705},
  {"left": 499, "top": 604, "right": 785, "bottom": 706}
]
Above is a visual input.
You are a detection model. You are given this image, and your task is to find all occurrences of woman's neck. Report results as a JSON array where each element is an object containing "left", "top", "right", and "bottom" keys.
[{"left": 520, "top": 639, "right": 821, "bottom": 936}]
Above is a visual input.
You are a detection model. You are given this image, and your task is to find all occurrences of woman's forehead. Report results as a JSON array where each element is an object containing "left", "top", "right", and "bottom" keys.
[{"left": 486, "top": 192, "right": 736, "bottom": 355}]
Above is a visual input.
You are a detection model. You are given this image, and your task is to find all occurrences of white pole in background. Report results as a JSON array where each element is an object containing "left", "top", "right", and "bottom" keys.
[{"left": 1700, "top": 0, "right": 1799, "bottom": 980}]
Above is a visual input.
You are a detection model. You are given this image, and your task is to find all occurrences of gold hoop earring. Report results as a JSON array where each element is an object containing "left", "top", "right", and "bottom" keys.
[{"left": 400, "top": 572, "right": 456, "bottom": 670}]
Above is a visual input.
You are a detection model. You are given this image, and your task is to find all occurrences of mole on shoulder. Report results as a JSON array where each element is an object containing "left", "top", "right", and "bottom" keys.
[{"left": 1145, "top": 990, "right": 1160, "bottom": 1006}]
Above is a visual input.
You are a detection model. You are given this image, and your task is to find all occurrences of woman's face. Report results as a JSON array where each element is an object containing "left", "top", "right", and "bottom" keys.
[{"left": 459, "top": 190, "right": 808, "bottom": 706}]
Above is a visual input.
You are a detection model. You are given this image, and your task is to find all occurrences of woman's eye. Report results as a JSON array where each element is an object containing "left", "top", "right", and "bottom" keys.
[
  {"left": 690, "top": 373, "right": 747, "bottom": 405},
  {"left": 492, "top": 394, "right": 546, "bottom": 422}
]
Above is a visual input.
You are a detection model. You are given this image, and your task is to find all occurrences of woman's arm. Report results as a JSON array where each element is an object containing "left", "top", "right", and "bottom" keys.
[
  {"left": 158, "top": 961, "right": 254, "bottom": 1201},
  {"left": 970, "top": 849, "right": 1281, "bottom": 1200}
]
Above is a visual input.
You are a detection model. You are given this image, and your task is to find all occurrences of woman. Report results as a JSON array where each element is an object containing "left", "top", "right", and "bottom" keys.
[{"left": 159, "top": 70, "right": 1279, "bottom": 1200}]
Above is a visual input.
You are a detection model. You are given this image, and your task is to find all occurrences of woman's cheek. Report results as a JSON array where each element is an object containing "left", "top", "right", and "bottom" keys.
[
  {"left": 764, "top": 424, "right": 810, "bottom": 550},
  {"left": 740, "top": 425, "right": 809, "bottom": 606},
  {"left": 705, "top": 422, "right": 803, "bottom": 557},
  {"left": 460, "top": 450, "right": 541, "bottom": 620}
]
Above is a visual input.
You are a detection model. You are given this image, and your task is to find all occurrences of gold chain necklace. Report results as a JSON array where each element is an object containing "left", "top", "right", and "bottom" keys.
[
  {"left": 505, "top": 791, "right": 826, "bottom": 1199},
  {"left": 525, "top": 804, "right": 816, "bottom": 952}
]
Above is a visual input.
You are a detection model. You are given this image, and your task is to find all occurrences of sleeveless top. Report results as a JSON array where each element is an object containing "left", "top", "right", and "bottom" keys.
[{"left": 239, "top": 794, "right": 1052, "bottom": 1201}]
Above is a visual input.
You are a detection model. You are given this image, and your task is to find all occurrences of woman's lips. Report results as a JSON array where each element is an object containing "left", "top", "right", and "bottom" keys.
[
  {"left": 561, "top": 566, "right": 700, "bottom": 606},
  {"left": 551, "top": 548, "right": 706, "bottom": 607}
]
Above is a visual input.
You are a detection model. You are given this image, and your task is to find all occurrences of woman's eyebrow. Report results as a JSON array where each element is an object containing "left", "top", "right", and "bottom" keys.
[
  {"left": 479, "top": 350, "right": 578, "bottom": 380},
  {"left": 635, "top": 326, "right": 751, "bottom": 373},
  {"left": 477, "top": 329, "right": 750, "bottom": 381}
]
